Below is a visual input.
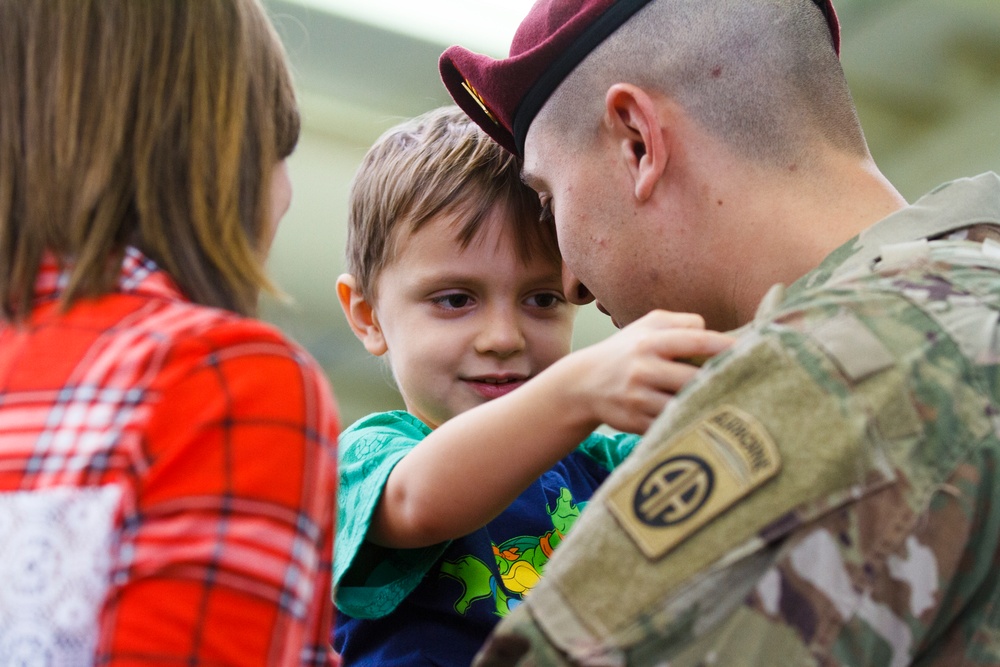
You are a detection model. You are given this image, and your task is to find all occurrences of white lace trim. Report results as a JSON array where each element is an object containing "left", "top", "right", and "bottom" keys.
[{"left": 0, "top": 486, "right": 121, "bottom": 667}]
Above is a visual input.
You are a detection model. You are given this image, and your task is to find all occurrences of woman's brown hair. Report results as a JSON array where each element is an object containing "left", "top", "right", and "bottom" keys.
[{"left": 0, "top": 0, "right": 300, "bottom": 320}]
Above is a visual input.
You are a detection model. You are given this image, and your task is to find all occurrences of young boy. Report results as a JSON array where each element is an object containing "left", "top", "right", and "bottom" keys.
[{"left": 333, "top": 106, "right": 732, "bottom": 665}]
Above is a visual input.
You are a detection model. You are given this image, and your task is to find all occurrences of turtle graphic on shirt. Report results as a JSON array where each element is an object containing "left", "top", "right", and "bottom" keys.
[{"left": 439, "top": 487, "right": 584, "bottom": 616}]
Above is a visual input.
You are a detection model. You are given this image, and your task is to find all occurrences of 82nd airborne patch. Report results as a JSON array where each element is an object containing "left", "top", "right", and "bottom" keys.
[{"left": 607, "top": 405, "right": 781, "bottom": 560}]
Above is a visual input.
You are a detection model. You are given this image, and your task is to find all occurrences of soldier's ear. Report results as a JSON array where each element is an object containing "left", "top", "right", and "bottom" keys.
[
  {"left": 336, "top": 274, "right": 388, "bottom": 356},
  {"left": 604, "top": 83, "right": 669, "bottom": 202}
]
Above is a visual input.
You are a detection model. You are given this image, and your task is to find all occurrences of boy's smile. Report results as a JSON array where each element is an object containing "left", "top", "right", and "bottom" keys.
[
  {"left": 369, "top": 205, "right": 575, "bottom": 429},
  {"left": 464, "top": 374, "right": 528, "bottom": 400}
]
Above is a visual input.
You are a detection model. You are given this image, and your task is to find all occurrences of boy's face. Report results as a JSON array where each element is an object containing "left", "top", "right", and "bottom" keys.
[{"left": 372, "top": 206, "right": 575, "bottom": 429}]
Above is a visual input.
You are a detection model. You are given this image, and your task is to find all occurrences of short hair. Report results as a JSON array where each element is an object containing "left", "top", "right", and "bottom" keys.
[
  {"left": 540, "top": 0, "right": 868, "bottom": 166},
  {"left": 0, "top": 0, "right": 300, "bottom": 320},
  {"left": 346, "top": 105, "right": 556, "bottom": 301}
]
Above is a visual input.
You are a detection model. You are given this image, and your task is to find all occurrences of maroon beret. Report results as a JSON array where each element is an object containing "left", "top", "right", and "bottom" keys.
[{"left": 440, "top": 0, "right": 841, "bottom": 156}]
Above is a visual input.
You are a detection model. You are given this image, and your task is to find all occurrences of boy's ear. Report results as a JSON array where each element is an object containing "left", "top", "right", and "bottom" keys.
[
  {"left": 604, "top": 83, "right": 669, "bottom": 202},
  {"left": 336, "top": 274, "right": 388, "bottom": 356}
]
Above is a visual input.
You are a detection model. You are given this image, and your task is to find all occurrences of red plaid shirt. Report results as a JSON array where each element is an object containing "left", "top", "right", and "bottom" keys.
[{"left": 0, "top": 248, "right": 339, "bottom": 665}]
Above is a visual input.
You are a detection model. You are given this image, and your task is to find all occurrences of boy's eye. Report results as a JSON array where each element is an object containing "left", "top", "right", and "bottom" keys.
[
  {"left": 525, "top": 292, "right": 563, "bottom": 309},
  {"left": 431, "top": 293, "right": 473, "bottom": 309}
]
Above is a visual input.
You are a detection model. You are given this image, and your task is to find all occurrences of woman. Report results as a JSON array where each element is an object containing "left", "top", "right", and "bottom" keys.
[{"left": 0, "top": 1, "right": 339, "bottom": 664}]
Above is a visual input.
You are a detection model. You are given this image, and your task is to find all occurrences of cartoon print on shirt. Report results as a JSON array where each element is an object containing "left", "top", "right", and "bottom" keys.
[{"left": 439, "top": 487, "right": 584, "bottom": 616}]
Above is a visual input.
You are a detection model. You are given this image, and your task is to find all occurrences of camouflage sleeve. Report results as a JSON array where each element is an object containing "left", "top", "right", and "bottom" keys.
[{"left": 472, "top": 284, "right": 1000, "bottom": 666}]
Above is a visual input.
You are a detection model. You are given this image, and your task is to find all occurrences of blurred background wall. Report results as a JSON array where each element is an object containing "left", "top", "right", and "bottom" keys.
[{"left": 258, "top": 0, "right": 1000, "bottom": 427}]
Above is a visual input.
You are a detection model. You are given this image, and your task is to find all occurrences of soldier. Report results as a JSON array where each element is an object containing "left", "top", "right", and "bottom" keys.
[{"left": 438, "top": 0, "right": 1000, "bottom": 665}]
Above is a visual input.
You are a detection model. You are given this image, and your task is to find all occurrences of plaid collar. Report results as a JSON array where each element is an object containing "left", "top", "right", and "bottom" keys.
[{"left": 34, "top": 246, "right": 184, "bottom": 304}]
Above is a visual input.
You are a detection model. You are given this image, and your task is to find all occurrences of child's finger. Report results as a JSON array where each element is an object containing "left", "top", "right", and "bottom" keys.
[
  {"left": 642, "top": 359, "right": 701, "bottom": 394},
  {"left": 603, "top": 384, "right": 683, "bottom": 434},
  {"left": 643, "top": 329, "right": 735, "bottom": 365}
]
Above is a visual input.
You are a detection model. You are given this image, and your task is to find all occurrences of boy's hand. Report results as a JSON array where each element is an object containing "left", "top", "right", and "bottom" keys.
[{"left": 563, "top": 310, "right": 735, "bottom": 435}]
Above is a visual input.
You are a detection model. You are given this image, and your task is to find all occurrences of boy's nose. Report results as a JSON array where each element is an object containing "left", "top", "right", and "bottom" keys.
[{"left": 474, "top": 308, "right": 526, "bottom": 357}]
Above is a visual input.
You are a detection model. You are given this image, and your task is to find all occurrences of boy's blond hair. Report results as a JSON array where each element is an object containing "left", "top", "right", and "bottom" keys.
[
  {"left": 346, "top": 105, "right": 557, "bottom": 300},
  {"left": 0, "top": 0, "right": 299, "bottom": 320}
]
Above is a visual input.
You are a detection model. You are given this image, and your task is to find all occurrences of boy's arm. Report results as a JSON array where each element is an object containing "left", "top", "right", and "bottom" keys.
[{"left": 371, "top": 310, "right": 734, "bottom": 549}]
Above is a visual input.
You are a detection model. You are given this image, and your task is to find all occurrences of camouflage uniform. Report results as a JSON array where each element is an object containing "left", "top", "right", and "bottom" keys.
[{"left": 472, "top": 172, "right": 1000, "bottom": 667}]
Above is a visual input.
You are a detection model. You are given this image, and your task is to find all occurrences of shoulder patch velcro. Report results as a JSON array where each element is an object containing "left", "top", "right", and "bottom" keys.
[
  {"left": 606, "top": 406, "right": 780, "bottom": 560},
  {"left": 810, "top": 312, "right": 895, "bottom": 383}
]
